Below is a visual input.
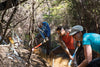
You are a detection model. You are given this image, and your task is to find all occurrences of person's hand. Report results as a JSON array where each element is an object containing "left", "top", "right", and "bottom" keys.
[
  {"left": 69, "top": 55, "right": 74, "bottom": 60},
  {"left": 43, "top": 39, "right": 46, "bottom": 43},
  {"left": 45, "top": 37, "right": 49, "bottom": 41},
  {"left": 77, "top": 41, "right": 81, "bottom": 47},
  {"left": 43, "top": 37, "right": 49, "bottom": 43}
]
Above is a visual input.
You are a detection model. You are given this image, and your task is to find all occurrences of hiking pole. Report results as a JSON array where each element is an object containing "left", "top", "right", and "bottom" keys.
[{"left": 68, "top": 47, "right": 79, "bottom": 66}]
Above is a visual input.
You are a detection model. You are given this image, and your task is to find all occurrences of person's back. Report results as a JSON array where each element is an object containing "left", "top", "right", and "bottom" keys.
[
  {"left": 41, "top": 22, "right": 50, "bottom": 38},
  {"left": 83, "top": 33, "right": 100, "bottom": 67},
  {"left": 83, "top": 33, "right": 100, "bottom": 53}
]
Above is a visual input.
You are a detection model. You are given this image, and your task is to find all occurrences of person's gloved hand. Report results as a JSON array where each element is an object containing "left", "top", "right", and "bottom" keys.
[
  {"left": 43, "top": 39, "right": 46, "bottom": 43},
  {"left": 43, "top": 37, "right": 49, "bottom": 43},
  {"left": 45, "top": 37, "right": 49, "bottom": 41},
  {"left": 69, "top": 55, "right": 74, "bottom": 60},
  {"left": 77, "top": 41, "right": 81, "bottom": 47}
]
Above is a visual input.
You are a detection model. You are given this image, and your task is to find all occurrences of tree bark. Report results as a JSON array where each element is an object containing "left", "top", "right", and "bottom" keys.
[{"left": 0, "top": 0, "right": 27, "bottom": 11}]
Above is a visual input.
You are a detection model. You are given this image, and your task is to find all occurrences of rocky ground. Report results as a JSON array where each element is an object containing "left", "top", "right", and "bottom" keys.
[
  {"left": 0, "top": 44, "right": 73, "bottom": 67},
  {"left": 0, "top": 45, "right": 50, "bottom": 67}
]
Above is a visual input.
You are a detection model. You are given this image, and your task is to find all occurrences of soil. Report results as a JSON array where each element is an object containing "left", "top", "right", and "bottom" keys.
[{"left": 0, "top": 45, "right": 97, "bottom": 67}]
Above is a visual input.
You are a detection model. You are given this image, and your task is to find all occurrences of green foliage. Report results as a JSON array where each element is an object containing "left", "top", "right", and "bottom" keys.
[
  {"left": 67, "top": 0, "right": 100, "bottom": 33},
  {"left": 51, "top": 0, "right": 63, "bottom": 6},
  {"left": 42, "top": 0, "right": 68, "bottom": 25}
]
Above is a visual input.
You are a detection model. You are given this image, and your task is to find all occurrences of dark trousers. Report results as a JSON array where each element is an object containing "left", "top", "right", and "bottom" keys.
[{"left": 86, "top": 58, "right": 100, "bottom": 67}]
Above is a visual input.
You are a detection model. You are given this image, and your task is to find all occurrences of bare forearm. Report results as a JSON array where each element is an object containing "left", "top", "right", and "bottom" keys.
[
  {"left": 59, "top": 39, "right": 72, "bottom": 59},
  {"left": 65, "top": 48, "right": 72, "bottom": 58},
  {"left": 61, "top": 43, "right": 72, "bottom": 59},
  {"left": 79, "top": 45, "right": 92, "bottom": 67},
  {"left": 78, "top": 59, "right": 88, "bottom": 67}
]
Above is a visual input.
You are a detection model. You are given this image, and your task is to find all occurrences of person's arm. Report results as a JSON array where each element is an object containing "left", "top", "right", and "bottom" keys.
[
  {"left": 59, "top": 38, "right": 73, "bottom": 60},
  {"left": 78, "top": 45, "right": 92, "bottom": 67},
  {"left": 46, "top": 27, "right": 50, "bottom": 37},
  {"left": 39, "top": 31, "right": 45, "bottom": 39},
  {"left": 42, "top": 22, "right": 51, "bottom": 37}
]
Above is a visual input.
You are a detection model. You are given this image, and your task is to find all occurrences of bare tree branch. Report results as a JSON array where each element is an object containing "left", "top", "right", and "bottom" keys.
[
  {"left": 0, "top": 7, "right": 17, "bottom": 44},
  {"left": 13, "top": 17, "right": 28, "bottom": 28},
  {"left": 34, "top": 0, "right": 44, "bottom": 11}
]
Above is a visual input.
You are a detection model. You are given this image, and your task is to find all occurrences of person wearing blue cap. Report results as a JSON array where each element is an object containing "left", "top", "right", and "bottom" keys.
[{"left": 70, "top": 25, "right": 100, "bottom": 67}]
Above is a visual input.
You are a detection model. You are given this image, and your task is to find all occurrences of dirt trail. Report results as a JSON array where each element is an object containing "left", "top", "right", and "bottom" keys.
[
  {"left": 33, "top": 47, "right": 72, "bottom": 67},
  {"left": 47, "top": 56, "right": 70, "bottom": 67}
]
